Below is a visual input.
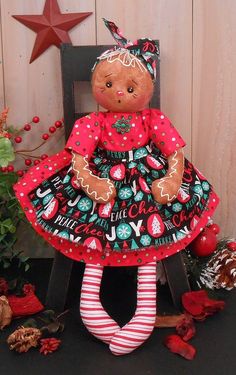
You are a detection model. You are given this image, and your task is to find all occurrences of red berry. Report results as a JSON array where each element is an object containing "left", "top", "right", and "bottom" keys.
[
  {"left": 4, "top": 133, "right": 11, "bottom": 139},
  {"left": 32, "top": 116, "right": 40, "bottom": 123},
  {"left": 191, "top": 227, "right": 217, "bottom": 257},
  {"left": 49, "top": 126, "right": 56, "bottom": 133},
  {"left": 17, "top": 170, "right": 24, "bottom": 177},
  {"left": 41, "top": 154, "right": 48, "bottom": 160},
  {"left": 34, "top": 159, "right": 40, "bottom": 165},
  {"left": 1, "top": 167, "right": 7, "bottom": 172},
  {"left": 207, "top": 223, "right": 220, "bottom": 235},
  {"left": 42, "top": 133, "right": 49, "bottom": 140},
  {"left": 227, "top": 242, "right": 236, "bottom": 252},
  {"left": 55, "top": 120, "right": 62, "bottom": 128},
  {"left": 25, "top": 159, "right": 32, "bottom": 166},
  {"left": 14, "top": 136, "right": 22, "bottom": 143},
  {"left": 24, "top": 124, "right": 31, "bottom": 131},
  {"left": 7, "top": 165, "right": 14, "bottom": 172}
]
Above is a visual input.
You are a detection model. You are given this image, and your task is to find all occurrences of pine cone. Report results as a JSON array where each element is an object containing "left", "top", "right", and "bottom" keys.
[
  {"left": 7, "top": 326, "right": 42, "bottom": 353},
  {"left": 199, "top": 248, "right": 236, "bottom": 290},
  {"left": 0, "top": 296, "right": 12, "bottom": 329}
]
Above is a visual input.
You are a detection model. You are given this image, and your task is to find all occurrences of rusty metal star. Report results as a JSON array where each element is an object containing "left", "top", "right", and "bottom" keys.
[{"left": 13, "top": 0, "right": 92, "bottom": 63}]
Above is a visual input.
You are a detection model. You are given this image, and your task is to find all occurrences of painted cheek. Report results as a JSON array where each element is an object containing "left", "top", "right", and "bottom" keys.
[{"left": 93, "top": 87, "right": 107, "bottom": 105}]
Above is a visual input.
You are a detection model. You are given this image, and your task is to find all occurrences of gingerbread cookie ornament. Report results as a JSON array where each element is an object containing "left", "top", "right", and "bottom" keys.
[{"left": 14, "top": 19, "right": 219, "bottom": 356}]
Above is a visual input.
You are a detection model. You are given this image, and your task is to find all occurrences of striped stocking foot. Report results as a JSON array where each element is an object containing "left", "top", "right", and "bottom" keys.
[
  {"left": 80, "top": 264, "right": 120, "bottom": 344},
  {"left": 109, "top": 262, "right": 157, "bottom": 355}
]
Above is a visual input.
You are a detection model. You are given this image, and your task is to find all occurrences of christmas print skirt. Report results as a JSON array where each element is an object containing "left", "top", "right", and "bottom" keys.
[{"left": 14, "top": 143, "right": 219, "bottom": 266}]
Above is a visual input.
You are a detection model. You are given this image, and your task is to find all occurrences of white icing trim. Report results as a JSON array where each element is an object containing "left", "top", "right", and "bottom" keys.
[
  {"left": 72, "top": 152, "right": 114, "bottom": 202},
  {"left": 156, "top": 151, "right": 183, "bottom": 202},
  {"left": 98, "top": 48, "right": 146, "bottom": 72}
]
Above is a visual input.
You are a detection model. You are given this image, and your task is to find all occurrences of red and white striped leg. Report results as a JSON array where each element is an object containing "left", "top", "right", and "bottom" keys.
[
  {"left": 80, "top": 264, "right": 120, "bottom": 344},
  {"left": 109, "top": 262, "right": 157, "bottom": 355}
]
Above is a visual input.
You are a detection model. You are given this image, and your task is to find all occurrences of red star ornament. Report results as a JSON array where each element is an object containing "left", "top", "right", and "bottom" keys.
[{"left": 12, "top": 0, "right": 92, "bottom": 63}]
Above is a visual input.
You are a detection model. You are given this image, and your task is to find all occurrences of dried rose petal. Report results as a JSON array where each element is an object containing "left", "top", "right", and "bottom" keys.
[
  {"left": 39, "top": 338, "right": 61, "bottom": 355},
  {"left": 182, "top": 290, "right": 225, "bottom": 321},
  {"left": 164, "top": 334, "right": 196, "bottom": 360},
  {"left": 176, "top": 314, "right": 196, "bottom": 341}
]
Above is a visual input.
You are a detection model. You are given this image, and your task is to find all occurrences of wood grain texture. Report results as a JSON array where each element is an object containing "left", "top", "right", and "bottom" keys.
[
  {"left": 96, "top": 0, "right": 193, "bottom": 158},
  {"left": 1, "top": 0, "right": 95, "bottom": 161},
  {"left": 0, "top": 1, "right": 5, "bottom": 109},
  {"left": 192, "top": 0, "right": 236, "bottom": 236}
]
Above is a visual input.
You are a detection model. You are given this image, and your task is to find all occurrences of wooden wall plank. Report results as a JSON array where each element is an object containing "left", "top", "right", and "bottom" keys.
[
  {"left": 96, "top": 0, "right": 193, "bottom": 158},
  {"left": 1, "top": 0, "right": 95, "bottom": 160},
  {"left": 0, "top": 0, "right": 5, "bottom": 109},
  {"left": 192, "top": 0, "right": 236, "bottom": 236},
  {"left": 1, "top": 0, "right": 96, "bottom": 257}
]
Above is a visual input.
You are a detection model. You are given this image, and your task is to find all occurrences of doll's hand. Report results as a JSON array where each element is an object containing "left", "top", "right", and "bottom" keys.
[
  {"left": 72, "top": 152, "right": 116, "bottom": 203},
  {"left": 152, "top": 176, "right": 182, "bottom": 204},
  {"left": 151, "top": 150, "right": 184, "bottom": 205}
]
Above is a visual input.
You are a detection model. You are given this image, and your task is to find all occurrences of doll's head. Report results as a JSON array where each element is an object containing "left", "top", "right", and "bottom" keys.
[
  {"left": 91, "top": 19, "right": 159, "bottom": 113},
  {"left": 91, "top": 51, "right": 154, "bottom": 112}
]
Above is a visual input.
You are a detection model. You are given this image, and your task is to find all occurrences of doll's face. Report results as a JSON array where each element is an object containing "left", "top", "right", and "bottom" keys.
[{"left": 91, "top": 58, "right": 154, "bottom": 112}]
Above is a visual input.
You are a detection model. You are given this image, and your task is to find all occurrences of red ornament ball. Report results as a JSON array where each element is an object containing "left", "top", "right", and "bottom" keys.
[
  {"left": 191, "top": 227, "right": 217, "bottom": 257},
  {"left": 55, "top": 120, "right": 62, "bottom": 128},
  {"left": 41, "top": 154, "right": 48, "bottom": 160},
  {"left": 207, "top": 223, "right": 220, "bottom": 235},
  {"left": 14, "top": 136, "right": 22, "bottom": 143},
  {"left": 32, "top": 116, "right": 40, "bottom": 123},
  {"left": 7, "top": 165, "right": 14, "bottom": 172},
  {"left": 227, "top": 242, "right": 236, "bottom": 252},
  {"left": 17, "top": 170, "right": 24, "bottom": 177},
  {"left": 25, "top": 159, "right": 32, "bottom": 166},
  {"left": 34, "top": 159, "right": 40, "bottom": 165},
  {"left": 24, "top": 124, "right": 31, "bottom": 131},
  {"left": 49, "top": 126, "right": 56, "bottom": 133},
  {"left": 42, "top": 133, "right": 49, "bottom": 140},
  {"left": 1, "top": 167, "right": 7, "bottom": 172}
]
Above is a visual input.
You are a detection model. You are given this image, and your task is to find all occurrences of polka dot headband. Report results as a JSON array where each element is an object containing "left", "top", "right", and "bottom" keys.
[{"left": 93, "top": 18, "right": 160, "bottom": 81}]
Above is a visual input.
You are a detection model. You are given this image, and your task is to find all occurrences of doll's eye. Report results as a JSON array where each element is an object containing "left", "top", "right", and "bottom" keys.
[
  {"left": 106, "top": 81, "right": 112, "bottom": 88},
  {"left": 127, "top": 86, "right": 134, "bottom": 93}
]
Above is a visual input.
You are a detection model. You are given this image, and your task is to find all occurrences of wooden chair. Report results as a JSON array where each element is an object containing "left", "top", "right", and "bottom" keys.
[{"left": 45, "top": 43, "right": 190, "bottom": 312}]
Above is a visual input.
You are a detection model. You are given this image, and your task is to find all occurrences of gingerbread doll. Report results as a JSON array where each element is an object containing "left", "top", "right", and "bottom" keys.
[{"left": 14, "top": 19, "right": 219, "bottom": 355}]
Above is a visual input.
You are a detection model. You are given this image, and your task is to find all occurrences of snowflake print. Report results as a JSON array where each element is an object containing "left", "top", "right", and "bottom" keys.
[
  {"left": 172, "top": 202, "right": 183, "bottom": 212},
  {"left": 118, "top": 187, "right": 133, "bottom": 200},
  {"left": 140, "top": 235, "right": 152, "bottom": 246},
  {"left": 134, "top": 147, "right": 148, "bottom": 160},
  {"left": 134, "top": 191, "right": 144, "bottom": 202},
  {"left": 116, "top": 223, "right": 132, "bottom": 240},
  {"left": 77, "top": 197, "right": 93, "bottom": 212},
  {"left": 93, "top": 157, "right": 102, "bottom": 165},
  {"left": 202, "top": 181, "right": 210, "bottom": 191},
  {"left": 193, "top": 185, "right": 203, "bottom": 196}
]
